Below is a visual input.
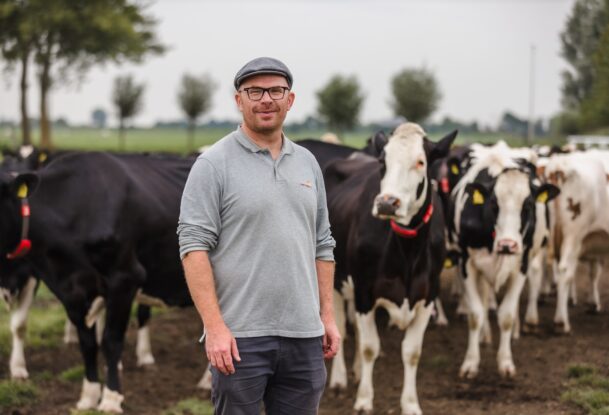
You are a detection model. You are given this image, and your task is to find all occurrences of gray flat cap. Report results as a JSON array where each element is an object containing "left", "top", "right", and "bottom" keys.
[{"left": 234, "top": 57, "right": 293, "bottom": 90}]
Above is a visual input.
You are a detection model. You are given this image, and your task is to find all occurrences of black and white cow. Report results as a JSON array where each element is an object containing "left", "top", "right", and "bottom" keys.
[
  {"left": 451, "top": 144, "right": 558, "bottom": 378},
  {"left": 0, "top": 152, "right": 195, "bottom": 412},
  {"left": 325, "top": 123, "right": 457, "bottom": 415},
  {"left": 0, "top": 150, "right": 161, "bottom": 381}
]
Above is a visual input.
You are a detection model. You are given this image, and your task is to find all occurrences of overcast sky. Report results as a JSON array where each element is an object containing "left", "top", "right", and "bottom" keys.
[{"left": 0, "top": 0, "right": 576, "bottom": 128}]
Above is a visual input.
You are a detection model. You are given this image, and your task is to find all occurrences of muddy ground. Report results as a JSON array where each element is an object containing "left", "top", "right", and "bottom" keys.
[{"left": 2, "top": 269, "right": 608, "bottom": 415}]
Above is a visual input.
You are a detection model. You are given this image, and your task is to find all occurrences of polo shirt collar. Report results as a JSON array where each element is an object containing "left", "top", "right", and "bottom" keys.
[{"left": 235, "top": 126, "right": 294, "bottom": 155}]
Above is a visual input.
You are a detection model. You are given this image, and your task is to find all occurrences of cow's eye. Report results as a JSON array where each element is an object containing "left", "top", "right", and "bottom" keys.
[{"left": 416, "top": 160, "right": 425, "bottom": 169}]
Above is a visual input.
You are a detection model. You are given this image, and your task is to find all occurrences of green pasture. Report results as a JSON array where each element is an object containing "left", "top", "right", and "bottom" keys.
[{"left": 0, "top": 126, "right": 562, "bottom": 155}]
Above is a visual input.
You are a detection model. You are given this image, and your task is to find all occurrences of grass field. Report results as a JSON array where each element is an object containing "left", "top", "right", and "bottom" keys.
[{"left": 0, "top": 126, "right": 563, "bottom": 154}]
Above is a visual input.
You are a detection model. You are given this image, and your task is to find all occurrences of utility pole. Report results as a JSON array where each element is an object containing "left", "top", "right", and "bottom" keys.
[{"left": 527, "top": 44, "right": 536, "bottom": 146}]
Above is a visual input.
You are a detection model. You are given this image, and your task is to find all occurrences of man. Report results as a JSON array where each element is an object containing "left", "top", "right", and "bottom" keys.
[{"left": 177, "top": 57, "right": 340, "bottom": 414}]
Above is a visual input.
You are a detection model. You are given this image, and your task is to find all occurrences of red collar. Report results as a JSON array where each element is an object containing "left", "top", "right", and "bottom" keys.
[
  {"left": 390, "top": 203, "right": 434, "bottom": 238},
  {"left": 7, "top": 199, "right": 32, "bottom": 260}
]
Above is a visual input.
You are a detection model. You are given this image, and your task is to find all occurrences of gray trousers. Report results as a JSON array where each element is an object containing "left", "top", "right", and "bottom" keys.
[{"left": 210, "top": 336, "right": 326, "bottom": 415}]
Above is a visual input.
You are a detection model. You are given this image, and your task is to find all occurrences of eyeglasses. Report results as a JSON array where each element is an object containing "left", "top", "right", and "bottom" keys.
[{"left": 240, "top": 86, "right": 290, "bottom": 101}]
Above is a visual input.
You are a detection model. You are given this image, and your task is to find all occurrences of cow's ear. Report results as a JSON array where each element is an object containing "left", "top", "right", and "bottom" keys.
[
  {"left": 371, "top": 130, "right": 388, "bottom": 156},
  {"left": 11, "top": 173, "right": 39, "bottom": 199},
  {"left": 535, "top": 183, "right": 560, "bottom": 204},
  {"left": 465, "top": 182, "right": 490, "bottom": 205},
  {"left": 425, "top": 130, "right": 458, "bottom": 163}
]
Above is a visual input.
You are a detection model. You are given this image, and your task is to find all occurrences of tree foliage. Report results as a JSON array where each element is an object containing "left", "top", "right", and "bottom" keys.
[
  {"left": 560, "top": 0, "right": 609, "bottom": 111},
  {"left": 580, "top": 22, "right": 609, "bottom": 129},
  {"left": 0, "top": 0, "right": 164, "bottom": 148},
  {"left": 112, "top": 74, "right": 144, "bottom": 149},
  {"left": 177, "top": 73, "right": 216, "bottom": 151},
  {"left": 316, "top": 74, "right": 364, "bottom": 134},
  {"left": 390, "top": 67, "right": 441, "bottom": 123}
]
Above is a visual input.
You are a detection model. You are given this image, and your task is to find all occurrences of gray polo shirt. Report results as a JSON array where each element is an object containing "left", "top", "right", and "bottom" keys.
[{"left": 177, "top": 127, "right": 335, "bottom": 338}]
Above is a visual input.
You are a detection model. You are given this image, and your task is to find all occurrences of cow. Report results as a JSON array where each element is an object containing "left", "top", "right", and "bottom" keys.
[
  {"left": 542, "top": 151, "right": 609, "bottom": 333},
  {"left": 325, "top": 122, "right": 457, "bottom": 415},
  {"left": 0, "top": 152, "right": 195, "bottom": 413},
  {"left": 450, "top": 143, "right": 559, "bottom": 379},
  {"left": 0, "top": 150, "right": 158, "bottom": 380}
]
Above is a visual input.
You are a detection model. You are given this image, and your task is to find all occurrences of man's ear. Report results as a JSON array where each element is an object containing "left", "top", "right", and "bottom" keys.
[
  {"left": 10, "top": 173, "right": 39, "bottom": 199},
  {"left": 286, "top": 91, "right": 295, "bottom": 111}
]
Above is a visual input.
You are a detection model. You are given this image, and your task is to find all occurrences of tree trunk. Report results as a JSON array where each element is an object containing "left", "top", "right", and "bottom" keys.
[
  {"left": 19, "top": 51, "right": 31, "bottom": 146},
  {"left": 119, "top": 117, "right": 125, "bottom": 151},
  {"left": 187, "top": 120, "right": 195, "bottom": 153},
  {"left": 39, "top": 55, "right": 52, "bottom": 150}
]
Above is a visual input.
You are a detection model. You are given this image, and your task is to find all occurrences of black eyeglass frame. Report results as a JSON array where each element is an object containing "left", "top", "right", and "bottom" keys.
[{"left": 239, "top": 86, "right": 290, "bottom": 101}]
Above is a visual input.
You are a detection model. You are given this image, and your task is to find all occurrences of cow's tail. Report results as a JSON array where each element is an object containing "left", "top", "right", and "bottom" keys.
[{"left": 85, "top": 296, "right": 106, "bottom": 329}]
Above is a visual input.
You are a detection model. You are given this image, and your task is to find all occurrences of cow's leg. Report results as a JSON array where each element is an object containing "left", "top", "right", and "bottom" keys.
[
  {"left": 524, "top": 251, "right": 543, "bottom": 332},
  {"left": 97, "top": 282, "right": 138, "bottom": 413},
  {"left": 433, "top": 298, "right": 448, "bottom": 326},
  {"left": 197, "top": 363, "right": 212, "bottom": 390},
  {"left": 569, "top": 277, "right": 578, "bottom": 306},
  {"left": 400, "top": 302, "right": 433, "bottom": 415},
  {"left": 76, "top": 324, "right": 102, "bottom": 410},
  {"left": 352, "top": 318, "right": 362, "bottom": 383},
  {"left": 329, "top": 289, "right": 347, "bottom": 391},
  {"left": 554, "top": 244, "right": 579, "bottom": 333},
  {"left": 587, "top": 260, "right": 602, "bottom": 313},
  {"left": 9, "top": 277, "right": 36, "bottom": 379},
  {"left": 460, "top": 265, "right": 484, "bottom": 379},
  {"left": 496, "top": 273, "right": 526, "bottom": 378},
  {"left": 479, "top": 278, "right": 492, "bottom": 345},
  {"left": 64, "top": 320, "right": 78, "bottom": 344},
  {"left": 136, "top": 304, "right": 155, "bottom": 366},
  {"left": 353, "top": 309, "right": 380, "bottom": 414},
  {"left": 454, "top": 268, "right": 469, "bottom": 316}
]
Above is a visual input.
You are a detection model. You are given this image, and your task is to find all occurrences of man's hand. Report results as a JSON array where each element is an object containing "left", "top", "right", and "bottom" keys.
[
  {"left": 321, "top": 317, "right": 341, "bottom": 359},
  {"left": 205, "top": 324, "right": 241, "bottom": 375}
]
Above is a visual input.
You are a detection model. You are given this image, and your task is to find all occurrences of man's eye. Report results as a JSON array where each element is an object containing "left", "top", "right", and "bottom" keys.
[{"left": 248, "top": 88, "right": 263, "bottom": 97}]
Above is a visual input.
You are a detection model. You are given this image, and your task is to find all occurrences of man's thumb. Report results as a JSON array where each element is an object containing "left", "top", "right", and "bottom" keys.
[{"left": 231, "top": 338, "right": 241, "bottom": 362}]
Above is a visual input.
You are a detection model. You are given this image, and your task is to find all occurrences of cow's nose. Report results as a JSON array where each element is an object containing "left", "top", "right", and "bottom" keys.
[
  {"left": 496, "top": 239, "right": 518, "bottom": 255},
  {"left": 375, "top": 195, "right": 401, "bottom": 216}
]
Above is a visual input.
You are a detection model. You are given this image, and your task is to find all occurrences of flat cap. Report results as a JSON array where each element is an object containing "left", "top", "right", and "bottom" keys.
[{"left": 234, "top": 57, "right": 293, "bottom": 90}]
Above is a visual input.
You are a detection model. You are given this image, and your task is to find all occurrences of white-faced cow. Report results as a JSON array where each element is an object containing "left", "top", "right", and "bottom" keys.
[
  {"left": 451, "top": 144, "right": 559, "bottom": 379},
  {"left": 325, "top": 123, "right": 457, "bottom": 415}
]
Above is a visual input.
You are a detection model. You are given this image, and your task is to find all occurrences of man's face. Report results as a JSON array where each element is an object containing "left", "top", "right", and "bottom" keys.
[{"left": 235, "top": 74, "right": 295, "bottom": 135}]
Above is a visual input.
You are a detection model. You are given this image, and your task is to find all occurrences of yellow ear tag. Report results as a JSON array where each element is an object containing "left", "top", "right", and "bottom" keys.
[
  {"left": 17, "top": 183, "right": 28, "bottom": 199},
  {"left": 38, "top": 153, "right": 47, "bottom": 163},
  {"left": 472, "top": 189, "right": 484, "bottom": 205},
  {"left": 451, "top": 164, "right": 459, "bottom": 175},
  {"left": 537, "top": 191, "right": 548, "bottom": 203},
  {"left": 444, "top": 258, "right": 453, "bottom": 268}
]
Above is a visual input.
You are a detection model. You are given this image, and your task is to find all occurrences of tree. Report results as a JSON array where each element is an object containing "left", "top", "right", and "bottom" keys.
[
  {"left": 177, "top": 73, "right": 216, "bottom": 152},
  {"left": 1, "top": 0, "right": 164, "bottom": 149},
  {"left": 580, "top": 23, "right": 609, "bottom": 129},
  {"left": 390, "top": 67, "right": 441, "bottom": 123},
  {"left": 560, "top": 0, "right": 609, "bottom": 111},
  {"left": 112, "top": 75, "right": 144, "bottom": 151},
  {"left": 91, "top": 108, "right": 107, "bottom": 129},
  {"left": 316, "top": 74, "right": 364, "bottom": 135},
  {"left": 0, "top": 0, "right": 36, "bottom": 145}
]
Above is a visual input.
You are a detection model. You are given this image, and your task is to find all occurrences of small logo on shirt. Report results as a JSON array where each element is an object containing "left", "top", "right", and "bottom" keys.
[{"left": 300, "top": 180, "right": 313, "bottom": 188}]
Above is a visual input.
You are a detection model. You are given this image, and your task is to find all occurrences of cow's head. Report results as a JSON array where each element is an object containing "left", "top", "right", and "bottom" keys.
[
  {"left": 464, "top": 168, "right": 559, "bottom": 255},
  {"left": 372, "top": 123, "right": 457, "bottom": 225}
]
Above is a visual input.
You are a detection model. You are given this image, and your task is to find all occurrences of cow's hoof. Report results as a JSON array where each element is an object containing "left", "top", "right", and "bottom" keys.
[
  {"left": 331, "top": 385, "right": 347, "bottom": 398},
  {"left": 586, "top": 304, "right": 602, "bottom": 315},
  {"left": 459, "top": 361, "right": 479, "bottom": 379},
  {"left": 553, "top": 321, "right": 571, "bottom": 334},
  {"left": 136, "top": 353, "right": 155, "bottom": 367},
  {"left": 401, "top": 402, "right": 422, "bottom": 415},
  {"left": 353, "top": 399, "right": 373, "bottom": 415},
  {"left": 522, "top": 322, "right": 539, "bottom": 334},
  {"left": 97, "top": 387, "right": 124, "bottom": 413},
  {"left": 76, "top": 379, "right": 101, "bottom": 410},
  {"left": 498, "top": 361, "right": 516, "bottom": 378},
  {"left": 434, "top": 316, "right": 449, "bottom": 327},
  {"left": 10, "top": 366, "right": 29, "bottom": 380}
]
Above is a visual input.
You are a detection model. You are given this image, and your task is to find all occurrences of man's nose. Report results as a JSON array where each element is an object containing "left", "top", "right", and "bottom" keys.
[{"left": 260, "top": 90, "right": 273, "bottom": 102}]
